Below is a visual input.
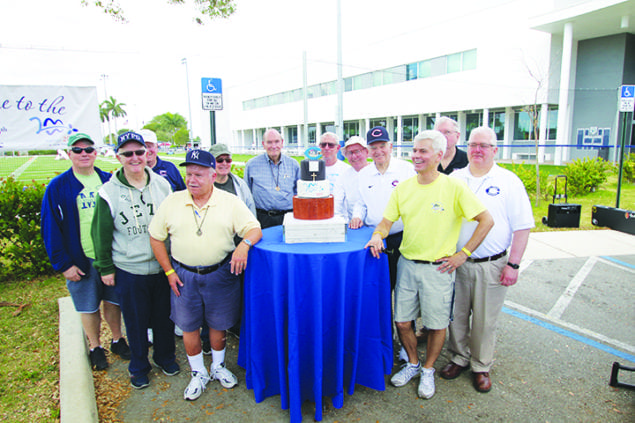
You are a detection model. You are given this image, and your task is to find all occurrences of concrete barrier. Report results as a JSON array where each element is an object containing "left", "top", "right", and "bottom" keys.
[{"left": 58, "top": 296, "right": 98, "bottom": 423}]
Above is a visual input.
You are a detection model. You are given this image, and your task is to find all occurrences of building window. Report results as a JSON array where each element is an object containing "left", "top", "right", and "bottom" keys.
[
  {"left": 489, "top": 111, "right": 505, "bottom": 140},
  {"left": 426, "top": 116, "right": 436, "bottom": 129},
  {"left": 308, "top": 124, "right": 317, "bottom": 144},
  {"left": 462, "top": 49, "right": 477, "bottom": 70},
  {"left": 353, "top": 73, "right": 372, "bottom": 90},
  {"left": 514, "top": 111, "right": 534, "bottom": 140},
  {"left": 370, "top": 118, "right": 387, "bottom": 129},
  {"left": 465, "top": 112, "right": 483, "bottom": 139},
  {"left": 447, "top": 53, "right": 462, "bottom": 74},
  {"left": 406, "top": 63, "right": 418, "bottom": 81},
  {"left": 402, "top": 116, "right": 419, "bottom": 142},
  {"left": 419, "top": 60, "right": 431, "bottom": 78},
  {"left": 429, "top": 56, "right": 447, "bottom": 77},
  {"left": 372, "top": 71, "right": 383, "bottom": 87},
  {"left": 286, "top": 127, "right": 298, "bottom": 145},
  {"left": 547, "top": 108, "right": 558, "bottom": 140},
  {"left": 344, "top": 77, "right": 353, "bottom": 92},
  {"left": 321, "top": 122, "right": 335, "bottom": 134},
  {"left": 343, "top": 121, "right": 359, "bottom": 140}
]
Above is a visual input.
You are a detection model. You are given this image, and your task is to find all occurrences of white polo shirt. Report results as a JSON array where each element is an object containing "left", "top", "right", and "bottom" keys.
[
  {"left": 352, "top": 157, "right": 415, "bottom": 234},
  {"left": 333, "top": 165, "right": 365, "bottom": 221},
  {"left": 452, "top": 164, "right": 534, "bottom": 258}
]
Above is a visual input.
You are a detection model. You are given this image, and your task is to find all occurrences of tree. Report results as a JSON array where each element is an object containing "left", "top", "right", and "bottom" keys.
[
  {"left": 81, "top": 0, "right": 236, "bottom": 24},
  {"left": 100, "top": 96, "right": 127, "bottom": 145},
  {"left": 143, "top": 112, "right": 189, "bottom": 144}
]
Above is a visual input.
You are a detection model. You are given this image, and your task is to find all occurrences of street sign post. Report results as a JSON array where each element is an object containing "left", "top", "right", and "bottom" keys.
[
  {"left": 201, "top": 78, "right": 223, "bottom": 111},
  {"left": 616, "top": 85, "right": 634, "bottom": 208},
  {"left": 619, "top": 85, "right": 634, "bottom": 112}
]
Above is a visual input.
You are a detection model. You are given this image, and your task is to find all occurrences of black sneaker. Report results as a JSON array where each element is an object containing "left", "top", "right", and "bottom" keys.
[
  {"left": 111, "top": 338, "right": 132, "bottom": 360},
  {"left": 131, "top": 373, "right": 150, "bottom": 389},
  {"left": 202, "top": 339, "right": 212, "bottom": 355},
  {"left": 89, "top": 347, "right": 109, "bottom": 371}
]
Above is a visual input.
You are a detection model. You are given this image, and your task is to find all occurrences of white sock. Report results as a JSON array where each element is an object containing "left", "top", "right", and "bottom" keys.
[
  {"left": 211, "top": 348, "right": 226, "bottom": 370},
  {"left": 187, "top": 352, "right": 207, "bottom": 375}
]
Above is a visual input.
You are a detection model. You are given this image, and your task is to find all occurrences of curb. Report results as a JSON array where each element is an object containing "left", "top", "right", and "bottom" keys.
[{"left": 58, "top": 296, "right": 98, "bottom": 423}]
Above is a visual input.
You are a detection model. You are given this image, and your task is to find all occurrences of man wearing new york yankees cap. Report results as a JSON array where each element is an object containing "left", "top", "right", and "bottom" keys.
[{"left": 149, "top": 149, "right": 262, "bottom": 401}]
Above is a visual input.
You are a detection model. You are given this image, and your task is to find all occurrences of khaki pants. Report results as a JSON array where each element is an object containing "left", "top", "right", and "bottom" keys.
[{"left": 447, "top": 258, "right": 508, "bottom": 372}]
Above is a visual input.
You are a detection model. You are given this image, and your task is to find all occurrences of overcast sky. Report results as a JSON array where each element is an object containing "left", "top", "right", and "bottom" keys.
[{"left": 0, "top": 0, "right": 539, "bottom": 140}]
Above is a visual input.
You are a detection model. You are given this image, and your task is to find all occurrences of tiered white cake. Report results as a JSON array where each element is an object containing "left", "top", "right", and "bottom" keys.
[{"left": 283, "top": 148, "right": 346, "bottom": 243}]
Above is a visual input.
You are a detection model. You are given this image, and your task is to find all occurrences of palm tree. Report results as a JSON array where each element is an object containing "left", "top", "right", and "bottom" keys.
[{"left": 100, "top": 97, "right": 127, "bottom": 144}]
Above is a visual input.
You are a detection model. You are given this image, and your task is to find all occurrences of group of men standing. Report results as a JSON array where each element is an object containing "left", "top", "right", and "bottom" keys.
[{"left": 42, "top": 115, "right": 532, "bottom": 403}]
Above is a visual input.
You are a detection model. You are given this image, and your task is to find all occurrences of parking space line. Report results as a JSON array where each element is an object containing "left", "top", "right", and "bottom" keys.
[
  {"left": 600, "top": 256, "right": 635, "bottom": 271},
  {"left": 547, "top": 256, "right": 597, "bottom": 319},
  {"left": 504, "top": 301, "right": 635, "bottom": 362}
]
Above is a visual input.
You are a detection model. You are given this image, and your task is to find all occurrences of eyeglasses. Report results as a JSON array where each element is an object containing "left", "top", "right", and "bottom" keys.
[
  {"left": 440, "top": 130, "right": 458, "bottom": 136},
  {"left": 467, "top": 143, "right": 495, "bottom": 150},
  {"left": 70, "top": 146, "right": 95, "bottom": 154},
  {"left": 346, "top": 148, "right": 366, "bottom": 156},
  {"left": 216, "top": 157, "right": 232, "bottom": 164},
  {"left": 119, "top": 149, "right": 146, "bottom": 158},
  {"left": 319, "top": 142, "right": 338, "bottom": 149}
]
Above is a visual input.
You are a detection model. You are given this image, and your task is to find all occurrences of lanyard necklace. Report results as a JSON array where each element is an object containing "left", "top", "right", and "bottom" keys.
[
  {"left": 192, "top": 207, "right": 209, "bottom": 236},
  {"left": 269, "top": 160, "right": 281, "bottom": 191}
]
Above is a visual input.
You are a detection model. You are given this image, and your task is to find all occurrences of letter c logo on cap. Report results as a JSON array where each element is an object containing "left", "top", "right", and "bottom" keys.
[{"left": 371, "top": 129, "right": 382, "bottom": 137}]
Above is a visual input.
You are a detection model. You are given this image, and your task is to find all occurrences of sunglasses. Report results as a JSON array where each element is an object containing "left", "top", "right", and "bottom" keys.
[
  {"left": 70, "top": 146, "right": 95, "bottom": 154},
  {"left": 119, "top": 149, "right": 146, "bottom": 158},
  {"left": 217, "top": 157, "right": 232, "bottom": 164},
  {"left": 320, "top": 142, "right": 338, "bottom": 148}
]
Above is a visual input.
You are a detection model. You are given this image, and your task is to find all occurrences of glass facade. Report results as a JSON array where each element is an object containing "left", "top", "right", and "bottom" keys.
[
  {"left": 343, "top": 121, "right": 360, "bottom": 140},
  {"left": 465, "top": 113, "right": 483, "bottom": 140},
  {"left": 489, "top": 111, "right": 505, "bottom": 140},
  {"left": 401, "top": 116, "right": 419, "bottom": 142}
]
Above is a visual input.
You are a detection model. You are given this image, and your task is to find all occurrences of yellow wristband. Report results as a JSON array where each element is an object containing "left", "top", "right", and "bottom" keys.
[
  {"left": 372, "top": 230, "right": 385, "bottom": 239},
  {"left": 165, "top": 269, "right": 175, "bottom": 276},
  {"left": 461, "top": 247, "right": 472, "bottom": 257}
]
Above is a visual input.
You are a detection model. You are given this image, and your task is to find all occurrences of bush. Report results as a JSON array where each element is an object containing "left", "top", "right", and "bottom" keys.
[
  {"left": 563, "top": 157, "right": 612, "bottom": 196},
  {"left": 0, "top": 177, "right": 54, "bottom": 281},
  {"left": 508, "top": 162, "right": 548, "bottom": 196},
  {"left": 622, "top": 153, "right": 635, "bottom": 183}
]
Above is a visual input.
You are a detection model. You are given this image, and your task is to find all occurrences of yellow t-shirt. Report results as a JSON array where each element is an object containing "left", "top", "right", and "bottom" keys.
[
  {"left": 74, "top": 171, "right": 104, "bottom": 260},
  {"left": 148, "top": 188, "right": 261, "bottom": 267},
  {"left": 383, "top": 174, "right": 486, "bottom": 261}
]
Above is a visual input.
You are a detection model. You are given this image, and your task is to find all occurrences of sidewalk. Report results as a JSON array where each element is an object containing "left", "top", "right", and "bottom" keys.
[{"left": 58, "top": 229, "right": 635, "bottom": 422}]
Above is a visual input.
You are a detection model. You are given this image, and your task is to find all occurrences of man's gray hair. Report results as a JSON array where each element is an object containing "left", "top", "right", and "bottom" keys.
[
  {"left": 413, "top": 130, "right": 447, "bottom": 156},
  {"left": 434, "top": 116, "right": 459, "bottom": 132},
  {"left": 468, "top": 126, "right": 498, "bottom": 144},
  {"left": 320, "top": 132, "right": 338, "bottom": 143}
]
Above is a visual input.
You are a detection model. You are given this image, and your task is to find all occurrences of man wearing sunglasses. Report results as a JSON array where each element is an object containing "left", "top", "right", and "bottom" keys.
[
  {"left": 442, "top": 126, "right": 533, "bottom": 393},
  {"left": 92, "top": 131, "right": 178, "bottom": 389},
  {"left": 42, "top": 132, "right": 131, "bottom": 372},
  {"left": 319, "top": 132, "right": 350, "bottom": 193},
  {"left": 138, "top": 129, "right": 186, "bottom": 192},
  {"left": 209, "top": 143, "right": 256, "bottom": 216}
]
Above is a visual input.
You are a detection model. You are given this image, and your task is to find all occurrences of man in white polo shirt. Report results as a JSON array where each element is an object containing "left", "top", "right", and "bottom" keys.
[
  {"left": 333, "top": 136, "right": 369, "bottom": 221},
  {"left": 442, "top": 126, "right": 534, "bottom": 393},
  {"left": 319, "top": 131, "right": 350, "bottom": 193}
]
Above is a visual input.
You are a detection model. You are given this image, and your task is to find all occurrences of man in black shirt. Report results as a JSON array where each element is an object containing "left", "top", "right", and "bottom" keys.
[{"left": 434, "top": 116, "right": 468, "bottom": 174}]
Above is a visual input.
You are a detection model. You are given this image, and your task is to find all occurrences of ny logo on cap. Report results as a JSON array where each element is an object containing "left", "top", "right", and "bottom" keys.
[{"left": 191, "top": 151, "right": 200, "bottom": 160}]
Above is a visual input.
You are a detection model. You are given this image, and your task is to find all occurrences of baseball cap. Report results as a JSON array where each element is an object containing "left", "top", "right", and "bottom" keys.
[
  {"left": 67, "top": 132, "right": 94, "bottom": 146},
  {"left": 116, "top": 131, "right": 146, "bottom": 152},
  {"left": 209, "top": 143, "right": 231, "bottom": 159},
  {"left": 366, "top": 126, "right": 391, "bottom": 144},
  {"left": 343, "top": 136, "right": 367, "bottom": 150},
  {"left": 137, "top": 129, "right": 158, "bottom": 144},
  {"left": 179, "top": 149, "right": 216, "bottom": 168}
]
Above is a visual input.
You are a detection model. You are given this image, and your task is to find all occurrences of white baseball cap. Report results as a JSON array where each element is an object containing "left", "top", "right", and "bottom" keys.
[
  {"left": 138, "top": 129, "right": 158, "bottom": 144},
  {"left": 344, "top": 136, "right": 367, "bottom": 150}
]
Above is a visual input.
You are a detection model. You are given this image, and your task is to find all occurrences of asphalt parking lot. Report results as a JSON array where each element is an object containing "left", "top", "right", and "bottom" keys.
[{"left": 70, "top": 230, "right": 635, "bottom": 422}]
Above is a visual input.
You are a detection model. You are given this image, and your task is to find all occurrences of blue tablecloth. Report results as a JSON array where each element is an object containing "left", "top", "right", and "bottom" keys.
[{"left": 238, "top": 225, "right": 393, "bottom": 423}]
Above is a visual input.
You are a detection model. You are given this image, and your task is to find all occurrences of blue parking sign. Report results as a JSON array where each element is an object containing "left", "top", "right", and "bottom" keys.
[{"left": 202, "top": 78, "right": 222, "bottom": 94}]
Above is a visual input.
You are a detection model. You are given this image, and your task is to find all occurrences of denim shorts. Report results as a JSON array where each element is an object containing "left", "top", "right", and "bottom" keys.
[
  {"left": 66, "top": 259, "right": 119, "bottom": 313},
  {"left": 394, "top": 256, "right": 455, "bottom": 330},
  {"left": 170, "top": 260, "right": 240, "bottom": 332}
]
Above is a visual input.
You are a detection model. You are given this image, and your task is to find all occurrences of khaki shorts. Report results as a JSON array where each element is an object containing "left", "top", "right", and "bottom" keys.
[{"left": 394, "top": 256, "right": 455, "bottom": 330}]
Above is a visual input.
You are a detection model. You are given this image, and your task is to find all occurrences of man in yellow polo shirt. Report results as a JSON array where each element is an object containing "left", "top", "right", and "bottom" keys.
[
  {"left": 366, "top": 130, "right": 493, "bottom": 400},
  {"left": 149, "top": 149, "right": 262, "bottom": 402}
]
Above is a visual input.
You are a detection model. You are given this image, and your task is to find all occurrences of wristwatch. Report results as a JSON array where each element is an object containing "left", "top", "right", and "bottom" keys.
[
  {"left": 506, "top": 262, "right": 520, "bottom": 270},
  {"left": 242, "top": 238, "right": 253, "bottom": 247}
]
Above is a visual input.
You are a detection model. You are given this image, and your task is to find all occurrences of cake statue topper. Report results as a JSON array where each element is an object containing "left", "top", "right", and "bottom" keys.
[{"left": 304, "top": 146, "right": 322, "bottom": 161}]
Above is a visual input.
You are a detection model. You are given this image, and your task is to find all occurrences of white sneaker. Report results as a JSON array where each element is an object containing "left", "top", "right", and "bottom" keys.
[
  {"left": 147, "top": 328, "right": 153, "bottom": 345},
  {"left": 398, "top": 346, "right": 409, "bottom": 362},
  {"left": 210, "top": 362, "right": 238, "bottom": 388},
  {"left": 174, "top": 325, "right": 184, "bottom": 337},
  {"left": 391, "top": 362, "right": 421, "bottom": 387},
  {"left": 183, "top": 371, "right": 210, "bottom": 401},
  {"left": 418, "top": 367, "right": 435, "bottom": 399}
]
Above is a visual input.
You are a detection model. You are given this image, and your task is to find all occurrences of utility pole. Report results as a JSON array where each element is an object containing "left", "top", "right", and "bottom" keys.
[{"left": 182, "top": 58, "right": 193, "bottom": 143}]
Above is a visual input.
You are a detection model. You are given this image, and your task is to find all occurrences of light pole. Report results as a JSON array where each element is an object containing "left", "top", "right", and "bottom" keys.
[{"left": 181, "top": 58, "right": 193, "bottom": 144}]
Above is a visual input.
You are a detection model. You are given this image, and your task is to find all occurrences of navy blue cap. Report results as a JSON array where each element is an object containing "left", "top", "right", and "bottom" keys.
[
  {"left": 366, "top": 126, "right": 391, "bottom": 144},
  {"left": 179, "top": 149, "right": 216, "bottom": 169},
  {"left": 116, "top": 131, "right": 146, "bottom": 152}
]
